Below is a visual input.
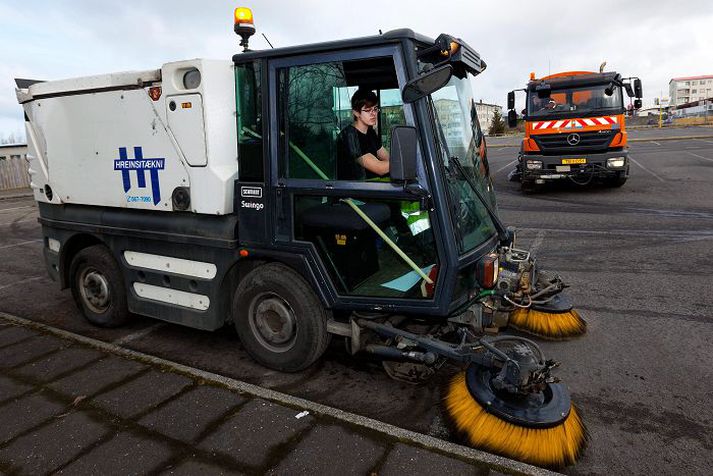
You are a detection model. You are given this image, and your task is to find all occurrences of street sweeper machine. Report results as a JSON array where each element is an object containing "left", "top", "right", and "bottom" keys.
[
  {"left": 506, "top": 70, "right": 643, "bottom": 192},
  {"left": 15, "top": 8, "right": 588, "bottom": 468}
]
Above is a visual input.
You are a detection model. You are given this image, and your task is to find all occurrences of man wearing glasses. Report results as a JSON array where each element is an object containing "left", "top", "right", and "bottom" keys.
[{"left": 337, "top": 89, "right": 390, "bottom": 180}]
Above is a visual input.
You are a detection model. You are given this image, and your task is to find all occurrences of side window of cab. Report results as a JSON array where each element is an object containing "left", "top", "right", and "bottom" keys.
[{"left": 277, "top": 57, "right": 403, "bottom": 181}]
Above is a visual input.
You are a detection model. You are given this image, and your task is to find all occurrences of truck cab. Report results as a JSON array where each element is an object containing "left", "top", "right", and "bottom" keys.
[{"left": 507, "top": 71, "right": 642, "bottom": 191}]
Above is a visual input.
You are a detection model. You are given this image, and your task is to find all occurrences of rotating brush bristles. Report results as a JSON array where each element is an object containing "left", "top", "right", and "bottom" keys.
[
  {"left": 509, "top": 308, "right": 586, "bottom": 340},
  {"left": 443, "top": 372, "right": 588, "bottom": 468}
]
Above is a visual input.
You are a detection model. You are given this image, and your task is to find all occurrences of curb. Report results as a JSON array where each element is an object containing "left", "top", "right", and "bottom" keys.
[{"left": 0, "top": 311, "right": 558, "bottom": 476}]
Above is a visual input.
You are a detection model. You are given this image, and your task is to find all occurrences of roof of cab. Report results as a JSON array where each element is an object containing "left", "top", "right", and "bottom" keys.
[{"left": 232, "top": 29, "right": 434, "bottom": 62}]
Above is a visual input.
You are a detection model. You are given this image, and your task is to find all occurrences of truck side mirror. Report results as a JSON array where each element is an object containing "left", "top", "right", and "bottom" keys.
[
  {"left": 507, "top": 110, "right": 517, "bottom": 128},
  {"left": 402, "top": 65, "right": 453, "bottom": 104},
  {"left": 389, "top": 126, "right": 418, "bottom": 181},
  {"left": 634, "top": 78, "right": 643, "bottom": 98},
  {"left": 634, "top": 99, "right": 642, "bottom": 109},
  {"left": 507, "top": 91, "right": 515, "bottom": 110}
]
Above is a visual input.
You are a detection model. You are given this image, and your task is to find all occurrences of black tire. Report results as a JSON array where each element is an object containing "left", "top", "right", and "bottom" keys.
[
  {"left": 233, "top": 263, "right": 331, "bottom": 372},
  {"left": 521, "top": 180, "right": 540, "bottom": 194},
  {"left": 69, "top": 244, "right": 129, "bottom": 328},
  {"left": 605, "top": 172, "right": 627, "bottom": 188}
]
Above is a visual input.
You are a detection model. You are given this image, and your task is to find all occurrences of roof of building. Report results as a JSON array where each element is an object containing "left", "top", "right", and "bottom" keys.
[
  {"left": 475, "top": 101, "right": 501, "bottom": 109},
  {"left": 0, "top": 143, "right": 27, "bottom": 149},
  {"left": 669, "top": 74, "right": 713, "bottom": 83}
]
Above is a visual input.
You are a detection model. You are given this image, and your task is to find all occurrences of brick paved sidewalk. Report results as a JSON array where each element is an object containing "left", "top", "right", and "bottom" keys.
[{"left": 0, "top": 317, "right": 549, "bottom": 476}]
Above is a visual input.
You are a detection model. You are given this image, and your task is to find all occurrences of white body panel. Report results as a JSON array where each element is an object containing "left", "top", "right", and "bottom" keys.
[
  {"left": 17, "top": 59, "right": 238, "bottom": 215},
  {"left": 124, "top": 251, "right": 217, "bottom": 280}
]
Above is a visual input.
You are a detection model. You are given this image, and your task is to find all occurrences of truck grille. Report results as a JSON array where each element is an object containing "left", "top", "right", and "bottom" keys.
[{"left": 533, "top": 130, "right": 616, "bottom": 155}]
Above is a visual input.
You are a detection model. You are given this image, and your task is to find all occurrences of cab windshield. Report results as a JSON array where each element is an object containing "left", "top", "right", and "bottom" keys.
[
  {"left": 429, "top": 75, "right": 497, "bottom": 254},
  {"left": 528, "top": 84, "right": 623, "bottom": 118}
]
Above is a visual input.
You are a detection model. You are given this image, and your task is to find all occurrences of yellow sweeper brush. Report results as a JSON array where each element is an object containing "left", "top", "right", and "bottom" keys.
[
  {"left": 509, "top": 307, "right": 586, "bottom": 340},
  {"left": 442, "top": 339, "right": 588, "bottom": 469}
]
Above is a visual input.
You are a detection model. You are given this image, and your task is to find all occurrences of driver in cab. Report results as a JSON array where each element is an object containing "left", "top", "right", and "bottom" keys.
[{"left": 337, "top": 89, "right": 390, "bottom": 180}]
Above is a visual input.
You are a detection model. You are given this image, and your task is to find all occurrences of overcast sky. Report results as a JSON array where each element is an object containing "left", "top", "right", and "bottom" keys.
[{"left": 2, "top": 0, "right": 712, "bottom": 141}]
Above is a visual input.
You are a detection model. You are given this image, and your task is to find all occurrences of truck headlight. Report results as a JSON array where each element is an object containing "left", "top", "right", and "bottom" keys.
[
  {"left": 607, "top": 157, "right": 626, "bottom": 168},
  {"left": 526, "top": 160, "right": 543, "bottom": 170}
]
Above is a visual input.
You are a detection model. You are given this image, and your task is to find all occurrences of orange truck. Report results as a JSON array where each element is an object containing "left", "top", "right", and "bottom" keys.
[{"left": 506, "top": 71, "right": 642, "bottom": 191}]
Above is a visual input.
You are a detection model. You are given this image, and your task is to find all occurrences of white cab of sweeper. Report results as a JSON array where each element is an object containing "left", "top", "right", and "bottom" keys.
[{"left": 15, "top": 59, "right": 237, "bottom": 215}]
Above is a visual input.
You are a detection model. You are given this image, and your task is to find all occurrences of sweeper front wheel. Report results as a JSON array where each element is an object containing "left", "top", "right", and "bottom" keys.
[{"left": 443, "top": 364, "right": 587, "bottom": 469}]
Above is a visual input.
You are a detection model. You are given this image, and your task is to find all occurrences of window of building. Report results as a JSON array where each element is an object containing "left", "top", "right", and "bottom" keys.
[
  {"left": 685, "top": 81, "right": 690, "bottom": 86},
  {"left": 700, "top": 80, "right": 706, "bottom": 85},
  {"left": 692, "top": 89, "right": 697, "bottom": 94}
]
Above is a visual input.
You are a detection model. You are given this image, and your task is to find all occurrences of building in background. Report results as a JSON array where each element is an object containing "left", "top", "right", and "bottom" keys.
[
  {"left": 0, "top": 143, "right": 30, "bottom": 191},
  {"left": 474, "top": 101, "right": 502, "bottom": 135},
  {"left": 669, "top": 75, "right": 713, "bottom": 107}
]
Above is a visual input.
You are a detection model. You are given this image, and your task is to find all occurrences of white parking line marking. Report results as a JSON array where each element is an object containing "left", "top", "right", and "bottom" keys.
[
  {"left": 650, "top": 141, "right": 661, "bottom": 146},
  {"left": 494, "top": 160, "right": 516, "bottom": 174},
  {"left": 0, "top": 239, "right": 42, "bottom": 250},
  {"left": 629, "top": 155, "right": 665, "bottom": 182},
  {"left": 0, "top": 276, "right": 44, "bottom": 292},
  {"left": 697, "top": 139, "right": 713, "bottom": 145},
  {"left": 686, "top": 151, "right": 713, "bottom": 163},
  {"left": 112, "top": 322, "right": 166, "bottom": 345},
  {"left": 0, "top": 206, "right": 34, "bottom": 213}
]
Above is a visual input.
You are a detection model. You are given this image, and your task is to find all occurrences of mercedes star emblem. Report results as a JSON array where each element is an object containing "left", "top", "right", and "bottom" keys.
[{"left": 567, "top": 133, "right": 581, "bottom": 146}]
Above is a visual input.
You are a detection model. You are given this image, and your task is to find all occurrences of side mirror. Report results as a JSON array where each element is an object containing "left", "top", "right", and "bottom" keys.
[
  {"left": 389, "top": 126, "right": 418, "bottom": 181},
  {"left": 507, "top": 91, "right": 515, "bottom": 110},
  {"left": 507, "top": 110, "right": 517, "bottom": 128},
  {"left": 634, "top": 78, "right": 643, "bottom": 98},
  {"left": 402, "top": 65, "right": 453, "bottom": 104},
  {"left": 634, "top": 99, "right": 642, "bottom": 109}
]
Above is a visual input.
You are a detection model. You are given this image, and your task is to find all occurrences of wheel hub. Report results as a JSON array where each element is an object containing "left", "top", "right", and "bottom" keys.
[
  {"left": 249, "top": 293, "right": 297, "bottom": 352},
  {"left": 80, "top": 269, "right": 111, "bottom": 313},
  {"left": 465, "top": 364, "right": 571, "bottom": 429}
]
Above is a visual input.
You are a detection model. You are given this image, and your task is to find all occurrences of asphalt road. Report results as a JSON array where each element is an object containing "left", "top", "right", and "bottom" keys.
[{"left": 1, "top": 137, "right": 712, "bottom": 475}]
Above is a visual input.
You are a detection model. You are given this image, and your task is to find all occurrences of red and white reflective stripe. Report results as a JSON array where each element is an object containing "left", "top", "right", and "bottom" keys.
[{"left": 531, "top": 116, "right": 618, "bottom": 129}]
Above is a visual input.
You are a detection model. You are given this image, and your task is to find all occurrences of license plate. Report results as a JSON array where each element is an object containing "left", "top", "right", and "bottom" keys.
[
  {"left": 555, "top": 165, "right": 571, "bottom": 172},
  {"left": 562, "top": 158, "right": 587, "bottom": 165}
]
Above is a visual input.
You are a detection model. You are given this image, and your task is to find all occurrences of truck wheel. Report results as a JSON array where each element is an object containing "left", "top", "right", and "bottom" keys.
[
  {"left": 606, "top": 172, "right": 627, "bottom": 188},
  {"left": 233, "top": 263, "right": 331, "bottom": 372},
  {"left": 69, "top": 245, "right": 129, "bottom": 327},
  {"left": 521, "top": 180, "right": 540, "bottom": 194}
]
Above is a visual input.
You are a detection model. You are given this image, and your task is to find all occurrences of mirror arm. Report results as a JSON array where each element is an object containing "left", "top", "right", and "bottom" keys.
[{"left": 404, "top": 182, "right": 433, "bottom": 210}]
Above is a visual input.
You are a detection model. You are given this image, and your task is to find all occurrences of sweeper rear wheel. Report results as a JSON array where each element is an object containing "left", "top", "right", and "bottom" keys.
[{"left": 443, "top": 364, "right": 587, "bottom": 468}]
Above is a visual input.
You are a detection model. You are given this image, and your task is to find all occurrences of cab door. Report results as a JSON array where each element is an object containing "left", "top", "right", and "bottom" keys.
[{"left": 267, "top": 47, "right": 443, "bottom": 311}]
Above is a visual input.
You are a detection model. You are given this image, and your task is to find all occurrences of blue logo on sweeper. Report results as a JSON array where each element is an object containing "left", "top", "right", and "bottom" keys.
[{"left": 113, "top": 147, "right": 165, "bottom": 205}]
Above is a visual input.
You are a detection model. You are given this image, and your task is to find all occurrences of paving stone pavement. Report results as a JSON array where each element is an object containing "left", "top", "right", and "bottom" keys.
[{"left": 0, "top": 318, "right": 535, "bottom": 475}]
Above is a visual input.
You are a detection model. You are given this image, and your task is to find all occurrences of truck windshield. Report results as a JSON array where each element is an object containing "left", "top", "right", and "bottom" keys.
[
  {"left": 429, "top": 75, "right": 497, "bottom": 254},
  {"left": 528, "top": 84, "right": 623, "bottom": 117}
]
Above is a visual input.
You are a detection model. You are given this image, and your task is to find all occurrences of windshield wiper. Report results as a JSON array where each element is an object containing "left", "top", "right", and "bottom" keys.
[{"left": 449, "top": 156, "right": 510, "bottom": 245}]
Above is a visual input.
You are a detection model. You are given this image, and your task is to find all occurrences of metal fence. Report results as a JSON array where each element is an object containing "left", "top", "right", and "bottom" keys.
[{"left": 0, "top": 155, "right": 31, "bottom": 191}]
